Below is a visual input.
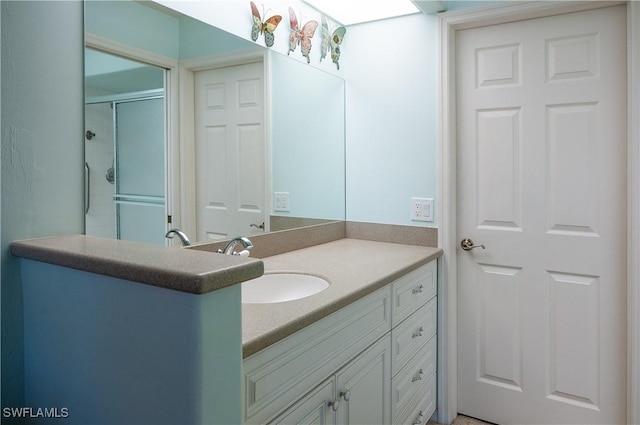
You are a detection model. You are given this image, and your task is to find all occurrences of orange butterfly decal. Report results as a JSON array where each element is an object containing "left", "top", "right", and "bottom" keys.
[{"left": 251, "top": 1, "right": 282, "bottom": 47}]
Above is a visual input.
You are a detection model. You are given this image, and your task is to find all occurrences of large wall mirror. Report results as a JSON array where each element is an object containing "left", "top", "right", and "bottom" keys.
[{"left": 83, "top": 0, "right": 346, "bottom": 245}]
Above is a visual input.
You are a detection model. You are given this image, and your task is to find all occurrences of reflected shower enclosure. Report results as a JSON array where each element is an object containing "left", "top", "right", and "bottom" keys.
[{"left": 84, "top": 48, "right": 167, "bottom": 245}]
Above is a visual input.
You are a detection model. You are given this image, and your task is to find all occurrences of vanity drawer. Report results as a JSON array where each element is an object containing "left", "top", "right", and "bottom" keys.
[
  {"left": 391, "top": 260, "right": 437, "bottom": 327},
  {"left": 391, "top": 297, "right": 437, "bottom": 376},
  {"left": 394, "top": 368, "right": 436, "bottom": 425},
  {"left": 243, "top": 286, "right": 391, "bottom": 424},
  {"left": 391, "top": 333, "right": 436, "bottom": 420}
]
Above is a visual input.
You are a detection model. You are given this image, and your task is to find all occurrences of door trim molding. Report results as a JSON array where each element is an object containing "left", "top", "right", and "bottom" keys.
[
  {"left": 85, "top": 33, "right": 179, "bottom": 69},
  {"left": 437, "top": 2, "right": 639, "bottom": 423}
]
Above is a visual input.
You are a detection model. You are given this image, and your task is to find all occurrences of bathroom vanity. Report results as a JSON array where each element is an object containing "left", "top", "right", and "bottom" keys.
[
  {"left": 242, "top": 249, "right": 439, "bottom": 425},
  {"left": 11, "top": 222, "right": 441, "bottom": 425}
]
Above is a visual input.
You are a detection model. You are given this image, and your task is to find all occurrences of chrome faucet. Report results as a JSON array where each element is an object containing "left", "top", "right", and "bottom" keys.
[
  {"left": 165, "top": 228, "right": 192, "bottom": 246},
  {"left": 218, "top": 237, "right": 253, "bottom": 256}
]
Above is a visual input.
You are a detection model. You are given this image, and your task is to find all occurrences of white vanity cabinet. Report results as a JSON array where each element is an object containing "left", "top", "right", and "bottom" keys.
[
  {"left": 243, "top": 287, "right": 391, "bottom": 425},
  {"left": 270, "top": 335, "right": 392, "bottom": 425},
  {"left": 243, "top": 259, "right": 437, "bottom": 425}
]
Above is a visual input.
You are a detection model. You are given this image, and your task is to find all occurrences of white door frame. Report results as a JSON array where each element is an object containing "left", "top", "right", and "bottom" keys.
[
  {"left": 436, "top": 2, "right": 640, "bottom": 424},
  {"left": 177, "top": 49, "right": 270, "bottom": 240},
  {"left": 84, "top": 33, "right": 180, "bottom": 242}
]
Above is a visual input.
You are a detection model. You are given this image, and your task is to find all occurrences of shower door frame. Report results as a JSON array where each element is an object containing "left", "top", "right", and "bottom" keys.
[{"left": 85, "top": 90, "right": 165, "bottom": 242}]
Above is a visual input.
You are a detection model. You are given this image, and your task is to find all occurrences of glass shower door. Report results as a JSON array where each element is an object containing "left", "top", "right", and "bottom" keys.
[{"left": 114, "top": 97, "right": 166, "bottom": 244}]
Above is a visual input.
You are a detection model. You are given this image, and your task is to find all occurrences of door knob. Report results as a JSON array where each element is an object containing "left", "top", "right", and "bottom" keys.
[
  {"left": 461, "top": 238, "right": 485, "bottom": 251},
  {"left": 250, "top": 222, "right": 264, "bottom": 230}
]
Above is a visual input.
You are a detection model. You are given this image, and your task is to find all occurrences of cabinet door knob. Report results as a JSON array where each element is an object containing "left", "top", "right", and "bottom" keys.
[
  {"left": 328, "top": 399, "right": 340, "bottom": 412},
  {"left": 412, "top": 410, "right": 425, "bottom": 425},
  {"left": 412, "top": 327, "right": 424, "bottom": 338},
  {"left": 412, "top": 284, "right": 424, "bottom": 295},
  {"left": 340, "top": 390, "right": 351, "bottom": 401}
]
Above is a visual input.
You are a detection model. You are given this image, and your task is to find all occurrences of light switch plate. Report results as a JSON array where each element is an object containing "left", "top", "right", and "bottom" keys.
[
  {"left": 274, "top": 192, "right": 290, "bottom": 212},
  {"left": 411, "top": 197, "right": 434, "bottom": 222}
]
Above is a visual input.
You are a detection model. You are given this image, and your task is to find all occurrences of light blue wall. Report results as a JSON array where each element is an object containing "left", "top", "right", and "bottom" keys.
[
  {"left": 85, "top": 1, "right": 256, "bottom": 62},
  {"left": 0, "top": 3, "right": 3, "bottom": 413},
  {"left": 85, "top": 0, "right": 180, "bottom": 59},
  {"left": 178, "top": 15, "right": 255, "bottom": 60},
  {"left": 1, "top": 0, "right": 84, "bottom": 414},
  {"left": 342, "top": 13, "right": 438, "bottom": 227},
  {"left": 270, "top": 53, "right": 345, "bottom": 220},
  {"left": 445, "top": 0, "right": 502, "bottom": 11},
  {"left": 21, "top": 261, "right": 242, "bottom": 424}
]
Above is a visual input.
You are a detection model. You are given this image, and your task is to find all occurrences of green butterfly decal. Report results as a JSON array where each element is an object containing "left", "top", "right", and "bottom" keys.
[{"left": 321, "top": 15, "right": 346, "bottom": 70}]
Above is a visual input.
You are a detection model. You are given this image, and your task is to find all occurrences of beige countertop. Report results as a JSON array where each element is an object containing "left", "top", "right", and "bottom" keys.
[
  {"left": 10, "top": 235, "right": 264, "bottom": 294},
  {"left": 10, "top": 232, "right": 441, "bottom": 357},
  {"left": 242, "top": 238, "right": 442, "bottom": 358}
]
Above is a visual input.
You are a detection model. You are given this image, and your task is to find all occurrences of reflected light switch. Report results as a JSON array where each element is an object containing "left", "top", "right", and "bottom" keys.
[{"left": 274, "top": 192, "right": 290, "bottom": 212}]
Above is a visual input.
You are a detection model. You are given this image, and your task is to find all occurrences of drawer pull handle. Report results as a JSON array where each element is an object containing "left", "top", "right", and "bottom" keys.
[
  {"left": 328, "top": 399, "right": 340, "bottom": 412},
  {"left": 412, "top": 285, "right": 424, "bottom": 295},
  {"left": 412, "top": 410, "right": 425, "bottom": 425},
  {"left": 412, "top": 327, "right": 424, "bottom": 338},
  {"left": 412, "top": 369, "right": 424, "bottom": 382},
  {"left": 340, "top": 390, "right": 351, "bottom": 402}
]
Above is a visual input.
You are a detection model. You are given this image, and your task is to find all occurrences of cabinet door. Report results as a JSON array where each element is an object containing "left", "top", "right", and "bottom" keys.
[
  {"left": 335, "top": 336, "right": 392, "bottom": 425},
  {"left": 269, "top": 379, "right": 337, "bottom": 425}
]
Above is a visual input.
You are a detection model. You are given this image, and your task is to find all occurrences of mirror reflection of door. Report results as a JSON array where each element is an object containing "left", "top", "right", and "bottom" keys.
[
  {"left": 84, "top": 48, "right": 168, "bottom": 245},
  {"left": 194, "top": 61, "right": 266, "bottom": 242}
]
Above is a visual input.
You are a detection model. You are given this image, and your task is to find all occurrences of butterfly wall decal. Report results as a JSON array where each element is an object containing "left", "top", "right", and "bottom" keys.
[
  {"left": 250, "top": 1, "right": 282, "bottom": 48},
  {"left": 287, "top": 8, "right": 318, "bottom": 64},
  {"left": 320, "top": 15, "right": 346, "bottom": 70}
]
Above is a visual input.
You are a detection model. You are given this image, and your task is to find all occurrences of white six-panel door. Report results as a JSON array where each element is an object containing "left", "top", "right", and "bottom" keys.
[
  {"left": 456, "top": 5, "right": 627, "bottom": 424},
  {"left": 194, "top": 62, "right": 266, "bottom": 241}
]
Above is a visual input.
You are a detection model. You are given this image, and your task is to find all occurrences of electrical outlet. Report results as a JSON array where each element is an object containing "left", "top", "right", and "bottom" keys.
[
  {"left": 274, "top": 192, "right": 290, "bottom": 212},
  {"left": 411, "top": 197, "right": 434, "bottom": 222}
]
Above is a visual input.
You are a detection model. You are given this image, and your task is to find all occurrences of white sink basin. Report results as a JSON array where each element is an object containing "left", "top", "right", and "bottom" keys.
[{"left": 241, "top": 272, "right": 330, "bottom": 304}]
